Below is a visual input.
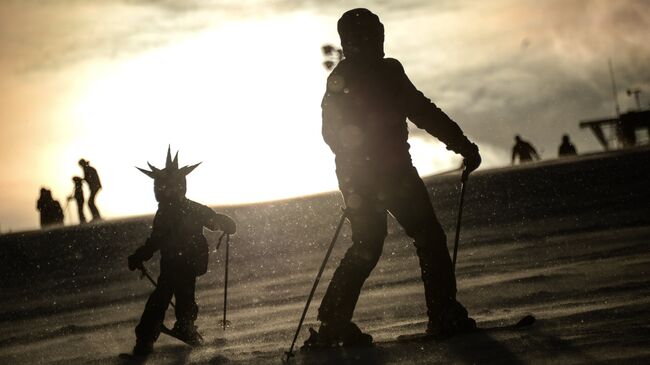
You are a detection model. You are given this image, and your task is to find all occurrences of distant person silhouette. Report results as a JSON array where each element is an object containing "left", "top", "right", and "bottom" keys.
[
  {"left": 126, "top": 148, "right": 236, "bottom": 358},
  {"left": 36, "top": 188, "right": 64, "bottom": 228},
  {"left": 558, "top": 134, "right": 577, "bottom": 157},
  {"left": 67, "top": 176, "right": 86, "bottom": 224},
  {"left": 307, "top": 8, "right": 481, "bottom": 347},
  {"left": 511, "top": 135, "right": 540, "bottom": 164},
  {"left": 37, "top": 188, "right": 52, "bottom": 227},
  {"left": 78, "top": 159, "right": 102, "bottom": 221}
]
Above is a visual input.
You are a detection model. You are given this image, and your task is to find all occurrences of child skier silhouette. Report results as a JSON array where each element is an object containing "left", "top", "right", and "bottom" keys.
[
  {"left": 127, "top": 147, "right": 236, "bottom": 357},
  {"left": 68, "top": 176, "right": 86, "bottom": 224}
]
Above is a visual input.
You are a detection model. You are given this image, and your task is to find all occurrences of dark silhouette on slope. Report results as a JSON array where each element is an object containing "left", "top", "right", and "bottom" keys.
[
  {"left": 36, "top": 188, "right": 64, "bottom": 228},
  {"left": 558, "top": 134, "right": 578, "bottom": 157},
  {"left": 67, "top": 176, "right": 86, "bottom": 224},
  {"left": 308, "top": 8, "right": 482, "bottom": 347},
  {"left": 78, "top": 159, "right": 102, "bottom": 221},
  {"left": 126, "top": 147, "right": 236, "bottom": 358},
  {"left": 511, "top": 135, "right": 540, "bottom": 164}
]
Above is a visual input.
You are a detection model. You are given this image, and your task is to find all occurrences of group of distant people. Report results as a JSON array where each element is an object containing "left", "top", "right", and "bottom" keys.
[
  {"left": 36, "top": 188, "right": 64, "bottom": 227},
  {"left": 36, "top": 159, "right": 102, "bottom": 228},
  {"left": 511, "top": 134, "right": 578, "bottom": 164}
]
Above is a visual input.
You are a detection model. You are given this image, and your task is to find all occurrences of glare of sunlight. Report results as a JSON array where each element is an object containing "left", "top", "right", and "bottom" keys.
[
  {"left": 58, "top": 13, "right": 457, "bottom": 219},
  {"left": 409, "top": 135, "right": 462, "bottom": 175},
  {"left": 64, "top": 14, "right": 338, "bottom": 217}
]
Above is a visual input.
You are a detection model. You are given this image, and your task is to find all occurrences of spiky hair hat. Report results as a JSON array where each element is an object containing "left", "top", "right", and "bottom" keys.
[{"left": 137, "top": 146, "right": 201, "bottom": 182}]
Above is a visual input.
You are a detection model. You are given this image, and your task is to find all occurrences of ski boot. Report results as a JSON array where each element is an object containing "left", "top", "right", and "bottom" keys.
[
  {"left": 171, "top": 321, "right": 204, "bottom": 346},
  {"left": 426, "top": 300, "right": 476, "bottom": 340},
  {"left": 302, "top": 321, "right": 373, "bottom": 349},
  {"left": 123, "top": 337, "right": 153, "bottom": 361}
]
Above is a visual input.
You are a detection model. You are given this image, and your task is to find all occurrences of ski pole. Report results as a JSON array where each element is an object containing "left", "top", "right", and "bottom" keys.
[
  {"left": 139, "top": 263, "right": 175, "bottom": 308},
  {"left": 63, "top": 199, "right": 71, "bottom": 225},
  {"left": 452, "top": 168, "right": 469, "bottom": 272},
  {"left": 216, "top": 231, "right": 226, "bottom": 250},
  {"left": 221, "top": 233, "right": 231, "bottom": 330},
  {"left": 285, "top": 208, "right": 348, "bottom": 361}
]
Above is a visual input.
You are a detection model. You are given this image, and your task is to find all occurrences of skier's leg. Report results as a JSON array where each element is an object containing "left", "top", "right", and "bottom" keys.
[
  {"left": 75, "top": 199, "right": 86, "bottom": 224},
  {"left": 316, "top": 190, "right": 386, "bottom": 344},
  {"left": 388, "top": 168, "right": 473, "bottom": 335},
  {"left": 88, "top": 189, "right": 101, "bottom": 220},
  {"left": 134, "top": 272, "right": 173, "bottom": 354},
  {"left": 172, "top": 270, "right": 200, "bottom": 342}
]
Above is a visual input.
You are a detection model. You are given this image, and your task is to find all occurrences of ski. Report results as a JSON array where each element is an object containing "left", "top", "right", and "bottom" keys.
[
  {"left": 159, "top": 324, "right": 205, "bottom": 347},
  {"left": 300, "top": 327, "right": 374, "bottom": 352},
  {"left": 118, "top": 324, "right": 205, "bottom": 361},
  {"left": 396, "top": 314, "right": 536, "bottom": 343}
]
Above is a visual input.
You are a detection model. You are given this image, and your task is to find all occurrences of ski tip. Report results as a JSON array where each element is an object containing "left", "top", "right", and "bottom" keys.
[{"left": 515, "top": 315, "right": 536, "bottom": 328}]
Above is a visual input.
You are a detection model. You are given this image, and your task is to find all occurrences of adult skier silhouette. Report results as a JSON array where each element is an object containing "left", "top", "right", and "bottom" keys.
[
  {"left": 308, "top": 8, "right": 482, "bottom": 347},
  {"left": 511, "top": 135, "right": 540, "bottom": 164},
  {"left": 126, "top": 148, "right": 236, "bottom": 358},
  {"left": 36, "top": 188, "right": 64, "bottom": 227},
  {"left": 78, "top": 159, "right": 102, "bottom": 221},
  {"left": 558, "top": 134, "right": 577, "bottom": 157}
]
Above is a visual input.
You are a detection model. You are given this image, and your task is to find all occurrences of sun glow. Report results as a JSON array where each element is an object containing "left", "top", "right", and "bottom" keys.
[
  {"left": 61, "top": 14, "right": 339, "bottom": 217},
  {"left": 56, "top": 14, "right": 455, "bottom": 219}
]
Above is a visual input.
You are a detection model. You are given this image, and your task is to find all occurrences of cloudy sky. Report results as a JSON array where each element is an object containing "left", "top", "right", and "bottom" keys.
[{"left": 1, "top": 0, "right": 648, "bottom": 231}]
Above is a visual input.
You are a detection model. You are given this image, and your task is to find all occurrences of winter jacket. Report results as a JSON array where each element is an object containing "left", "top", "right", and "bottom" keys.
[
  {"left": 133, "top": 198, "right": 227, "bottom": 276},
  {"left": 322, "top": 57, "right": 475, "bottom": 180}
]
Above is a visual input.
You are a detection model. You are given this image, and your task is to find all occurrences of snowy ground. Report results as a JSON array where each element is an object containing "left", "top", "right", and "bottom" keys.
[{"left": 1, "top": 147, "right": 649, "bottom": 364}]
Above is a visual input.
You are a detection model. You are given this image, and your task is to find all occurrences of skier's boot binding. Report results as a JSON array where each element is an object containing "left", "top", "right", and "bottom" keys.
[
  {"left": 303, "top": 321, "right": 373, "bottom": 349},
  {"left": 172, "top": 321, "right": 204, "bottom": 346},
  {"left": 427, "top": 300, "right": 476, "bottom": 339}
]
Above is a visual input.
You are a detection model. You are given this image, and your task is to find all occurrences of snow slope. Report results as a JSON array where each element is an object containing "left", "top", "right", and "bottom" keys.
[{"left": 1, "top": 147, "right": 649, "bottom": 364}]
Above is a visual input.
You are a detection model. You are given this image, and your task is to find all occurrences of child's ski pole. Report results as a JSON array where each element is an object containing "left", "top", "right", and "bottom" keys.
[{"left": 216, "top": 233, "right": 232, "bottom": 330}]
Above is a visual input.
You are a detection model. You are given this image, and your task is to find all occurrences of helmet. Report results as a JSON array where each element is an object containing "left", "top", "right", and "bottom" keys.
[{"left": 337, "top": 8, "right": 385, "bottom": 60}]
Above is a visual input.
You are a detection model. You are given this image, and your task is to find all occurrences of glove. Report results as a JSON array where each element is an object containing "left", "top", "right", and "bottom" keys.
[
  {"left": 127, "top": 253, "right": 144, "bottom": 272},
  {"left": 221, "top": 216, "right": 237, "bottom": 235},
  {"left": 460, "top": 142, "right": 481, "bottom": 177}
]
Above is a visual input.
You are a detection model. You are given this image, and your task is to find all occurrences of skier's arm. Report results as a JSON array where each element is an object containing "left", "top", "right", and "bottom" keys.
[
  {"left": 203, "top": 206, "right": 236, "bottom": 235},
  {"left": 395, "top": 60, "right": 481, "bottom": 172},
  {"left": 531, "top": 146, "right": 540, "bottom": 160},
  {"left": 321, "top": 91, "right": 337, "bottom": 152},
  {"left": 128, "top": 211, "right": 163, "bottom": 271},
  {"left": 321, "top": 72, "right": 346, "bottom": 154}
]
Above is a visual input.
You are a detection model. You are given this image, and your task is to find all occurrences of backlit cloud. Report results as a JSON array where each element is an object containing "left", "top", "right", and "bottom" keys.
[{"left": 0, "top": 0, "right": 648, "bottom": 230}]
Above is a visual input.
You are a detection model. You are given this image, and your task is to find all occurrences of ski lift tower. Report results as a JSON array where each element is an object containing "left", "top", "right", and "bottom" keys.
[
  {"left": 579, "top": 62, "right": 650, "bottom": 150},
  {"left": 580, "top": 110, "right": 650, "bottom": 150}
]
